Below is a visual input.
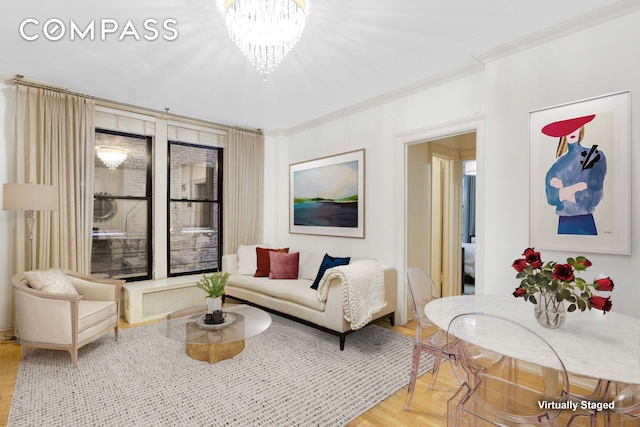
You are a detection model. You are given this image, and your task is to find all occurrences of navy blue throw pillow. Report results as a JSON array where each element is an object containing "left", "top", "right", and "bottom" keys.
[{"left": 310, "top": 253, "right": 351, "bottom": 290}]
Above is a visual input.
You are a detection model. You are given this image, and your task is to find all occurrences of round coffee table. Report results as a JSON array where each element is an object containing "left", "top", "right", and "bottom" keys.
[{"left": 158, "top": 304, "right": 271, "bottom": 364}]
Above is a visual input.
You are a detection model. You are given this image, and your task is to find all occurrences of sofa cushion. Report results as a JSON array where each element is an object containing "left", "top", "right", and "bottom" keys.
[
  {"left": 311, "top": 254, "right": 351, "bottom": 290},
  {"left": 298, "top": 250, "right": 325, "bottom": 280},
  {"left": 237, "top": 243, "right": 270, "bottom": 276},
  {"left": 255, "top": 247, "right": 289, "bottom": 277},
  {"left": 24, "top": 268, "right": 79, "bottom": 295},
  {"left": 269, "top": 251, "right": 299, "bottom": 279},
  {"left": 227, "top": 275, "right": 325, "bottom": 311}
]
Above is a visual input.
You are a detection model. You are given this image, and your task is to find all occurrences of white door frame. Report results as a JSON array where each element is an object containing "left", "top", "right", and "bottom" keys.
[{"left": 393, "top": 116, "right": 484, "bottom": 325}]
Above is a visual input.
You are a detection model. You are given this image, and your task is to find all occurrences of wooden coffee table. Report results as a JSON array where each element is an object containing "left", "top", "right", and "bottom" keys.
[{"left": 158, "top": 304, "right": 271, "bottom": 364}]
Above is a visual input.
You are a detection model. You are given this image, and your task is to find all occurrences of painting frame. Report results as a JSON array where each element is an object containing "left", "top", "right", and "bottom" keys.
[
  {"left": 289, "top": 149, "right": 365, "bottom": 238},
  {"left": 529, "top": 91, "right": 630, "bottom": 255}
]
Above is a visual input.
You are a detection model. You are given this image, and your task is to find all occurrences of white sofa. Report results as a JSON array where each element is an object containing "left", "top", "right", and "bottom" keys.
[{"left": 221, "top": 251, "right": 397, "bottom": 350}]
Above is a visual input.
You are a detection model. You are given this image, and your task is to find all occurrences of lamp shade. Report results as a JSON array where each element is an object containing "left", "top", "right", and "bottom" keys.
[{"left": 3, "top": 183, "right": 57, "bottom": 211}]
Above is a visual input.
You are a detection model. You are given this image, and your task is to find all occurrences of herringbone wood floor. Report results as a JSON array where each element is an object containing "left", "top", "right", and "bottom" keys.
[{"left": 1, "top": 317, "right": 637, "bottom": 426}]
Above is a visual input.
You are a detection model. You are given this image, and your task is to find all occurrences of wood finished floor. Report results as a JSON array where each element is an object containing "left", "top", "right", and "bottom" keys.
[{"left": 1, "top": 318, "right": 637, "bottom": 426}]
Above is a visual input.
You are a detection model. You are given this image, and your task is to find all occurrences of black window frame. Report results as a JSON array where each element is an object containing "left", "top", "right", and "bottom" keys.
[
  {"left": 167, "top": 140, "right": 223, "bottom": 277},
  {"left": 92, "top": 128, "right": 153, "bottom": 282}
]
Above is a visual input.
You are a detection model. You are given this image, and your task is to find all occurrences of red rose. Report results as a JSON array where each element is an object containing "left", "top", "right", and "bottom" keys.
[
  {"left": 581, "top": 258, "right": 593, "bottom": 268},
  {"left": 512, "top": 259, "right": 527, "bottom": 272},
  {"left": 553, "top": 263, "right": 575, "bottom": 282},
  {"left": 589, "top": 295, "right": 612, "bottom": 313},
  {"left": 594, "top": 277, "right": 615, "bottom": 292},
  {"left": 523, "top": 248, "right": 542, "bottom": 268},
  {"left": 513, "top": 287, "right": 526, "bottom": 298}
]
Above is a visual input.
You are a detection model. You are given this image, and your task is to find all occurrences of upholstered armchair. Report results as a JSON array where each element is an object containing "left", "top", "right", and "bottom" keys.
[{"left": 12, "top": 268, "right": 123, "bottom": 368}]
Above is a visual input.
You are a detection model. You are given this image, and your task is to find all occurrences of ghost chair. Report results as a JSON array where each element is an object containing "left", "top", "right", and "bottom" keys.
[
  {"left": 446, "top": 312, "right": 570, "bottom": 426},
  {"left": 403, "top": 267, "right": 449, "bottom": 411},
  {"left": 568, "top": 383, "right": 640, "bottom": 427}
]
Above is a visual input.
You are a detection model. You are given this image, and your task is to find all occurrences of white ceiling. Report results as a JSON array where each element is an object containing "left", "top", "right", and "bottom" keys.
[{"left": 0, "top": 0, "right": 627, "bottom": 131}]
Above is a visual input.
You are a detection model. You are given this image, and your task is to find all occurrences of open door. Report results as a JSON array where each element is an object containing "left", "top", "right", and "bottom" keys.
[{"left": 429, "top": 145, "right": 461, "bottom": 298}]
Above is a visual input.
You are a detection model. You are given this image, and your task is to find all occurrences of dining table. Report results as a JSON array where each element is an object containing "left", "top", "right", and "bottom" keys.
[{"left": 424, "top": 294, "right": 640, "bottom": 385}]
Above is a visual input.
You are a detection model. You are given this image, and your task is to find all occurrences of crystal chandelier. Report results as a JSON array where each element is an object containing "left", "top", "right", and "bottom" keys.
[
  {"left": 96, "top": 146, "right": 128, "bottom": 171},
  {"left": 225, "top": 0, "right": 307, "bottom": 75}
]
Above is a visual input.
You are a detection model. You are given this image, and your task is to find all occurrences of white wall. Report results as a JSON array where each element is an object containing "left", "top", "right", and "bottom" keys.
[
  {"left": 263, "top": 72, "right": 486, "bottom": 265},
  {"left": 482, "top": 11, "right": 640, "bottom": 316},
  {"left": 0, "top": 79, "right": 16, "bottom": 330},
  {"left": 264, "top": 10, "right": 640, "bottom": 321},
  {"left": 263, "top": 73, "right": 486, "bottom": 324}
]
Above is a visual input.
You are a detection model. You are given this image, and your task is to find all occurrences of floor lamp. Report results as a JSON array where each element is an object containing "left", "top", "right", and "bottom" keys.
[{"left": 3, "top": 183, "right": 57, "bottom": 271}]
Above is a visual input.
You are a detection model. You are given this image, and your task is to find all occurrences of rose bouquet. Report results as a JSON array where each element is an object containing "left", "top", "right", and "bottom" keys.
[{"left": 512, "top": 248, "right": 614, "bottom": 314}]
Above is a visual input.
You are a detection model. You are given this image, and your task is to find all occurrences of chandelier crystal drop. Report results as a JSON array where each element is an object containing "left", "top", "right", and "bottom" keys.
[
  {"left": 225, "top": 0, "right": 307, "bottom": 75},
  {"left": 96, "top": 146, "right": 128, "bottom": 172}
]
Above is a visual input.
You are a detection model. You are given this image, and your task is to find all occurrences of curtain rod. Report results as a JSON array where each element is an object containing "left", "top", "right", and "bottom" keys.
[{"left": 11, "top": 75, "right": 263, "bottom": 136}]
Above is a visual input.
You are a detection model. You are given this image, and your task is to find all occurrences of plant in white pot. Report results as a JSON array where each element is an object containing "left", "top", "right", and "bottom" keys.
[{"left": 196, "top": 271, "right": 230, "bottom": 313}]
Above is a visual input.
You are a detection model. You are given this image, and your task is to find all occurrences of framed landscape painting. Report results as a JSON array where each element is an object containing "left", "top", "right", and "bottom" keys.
[
  {"left": 289, "top": 149, "right": 365, "bottom": 238},
  {"left": 529, "top": 91, "right": 630, "bottom": 254}
]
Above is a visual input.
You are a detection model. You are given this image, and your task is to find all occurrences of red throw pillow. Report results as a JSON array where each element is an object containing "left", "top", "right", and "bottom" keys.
[
  {"left": 269, "top": 252, "right": 300, "bottom": 279},
  {"left": 254, "top": 247, "right": 289, "bottom": 277}
]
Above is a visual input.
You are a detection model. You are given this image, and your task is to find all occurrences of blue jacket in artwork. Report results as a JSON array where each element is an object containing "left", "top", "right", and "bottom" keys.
[{"left": 545, "top": 142, "right": 606, "bottom": 217}]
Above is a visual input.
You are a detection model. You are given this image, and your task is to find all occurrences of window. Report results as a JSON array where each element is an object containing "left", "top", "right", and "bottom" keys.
[
  {"left": 168, "top": 142, "right": 222, "bottom": 276},
  {"left": 91, "top": 129, "right": 152, "bottom": 280}
]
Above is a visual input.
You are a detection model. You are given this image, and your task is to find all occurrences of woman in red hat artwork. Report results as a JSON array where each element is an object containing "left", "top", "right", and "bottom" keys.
[{"left": 542, "top": 114, "right": 607, "bottom": 235}]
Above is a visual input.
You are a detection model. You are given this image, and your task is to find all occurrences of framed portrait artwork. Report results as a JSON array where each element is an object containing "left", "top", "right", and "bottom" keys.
[
  {"left": 289, "top": 149, "right": 365, "bottom": 238},
  {"left": 529, "top": 91, "right": 630, "bottom": 254}
]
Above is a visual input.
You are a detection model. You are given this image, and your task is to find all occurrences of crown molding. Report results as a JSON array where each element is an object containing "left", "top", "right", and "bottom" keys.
[
  {"left": 474, "top": 0, "right": 640, "bottom": 64},
  {"left": 272, "top": 62, "right": 484, "bottom": 137},
  {"left": 271, "top": 0, "right": 640, "bottom": 138}
]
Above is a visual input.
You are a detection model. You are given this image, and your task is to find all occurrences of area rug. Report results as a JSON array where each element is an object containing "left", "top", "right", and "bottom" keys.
[{"left": 9, "top": 314, "right": 433, "bottom": 426}]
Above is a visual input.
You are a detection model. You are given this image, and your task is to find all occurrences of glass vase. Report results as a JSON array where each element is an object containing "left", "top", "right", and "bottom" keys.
[{"left": 534, "top": 291, "right": 566, "bottom": 329}]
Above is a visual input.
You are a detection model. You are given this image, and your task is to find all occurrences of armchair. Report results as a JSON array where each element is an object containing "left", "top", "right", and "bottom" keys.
[{"left": 12, "top": 269, "right": 123, "bottom": 368}]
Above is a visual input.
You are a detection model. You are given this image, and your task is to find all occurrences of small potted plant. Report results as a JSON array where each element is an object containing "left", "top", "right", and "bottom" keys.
[{"left": 196, "top": 271, "right": 230, "bottom": 312}]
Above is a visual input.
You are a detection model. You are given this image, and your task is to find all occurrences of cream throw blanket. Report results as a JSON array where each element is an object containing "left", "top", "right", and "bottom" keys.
[{"left": 316, "top": 259, "right": 387, "bottom": 330}]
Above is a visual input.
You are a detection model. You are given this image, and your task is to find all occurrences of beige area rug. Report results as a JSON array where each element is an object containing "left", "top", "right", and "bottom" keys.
[{"left": 9, "top": 314, "right": 433, "bottom": 426}]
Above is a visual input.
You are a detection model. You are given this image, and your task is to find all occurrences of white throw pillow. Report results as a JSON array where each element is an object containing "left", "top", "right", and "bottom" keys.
[
  {"left": 298, "top": 250, "right": 325, "bottom": 280},
  {"left": 237, "top": 243, "right": 271, "bottom": 276},
  {"left": 24, "top": 268, "right": 79, "bottom": 295}
]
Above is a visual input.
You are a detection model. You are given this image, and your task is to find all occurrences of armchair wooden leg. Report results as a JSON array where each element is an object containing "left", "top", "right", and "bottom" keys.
[
  {"left": 70, "top": 349, "right": 78, "bottom": 368},
  {"left": 20, "top": 344, "right": 28, "bottom": 361}
]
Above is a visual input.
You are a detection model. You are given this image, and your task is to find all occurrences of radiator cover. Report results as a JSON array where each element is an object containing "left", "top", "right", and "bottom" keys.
[{"left": 124, "top": 278, "right": 205, "bottom": 324}]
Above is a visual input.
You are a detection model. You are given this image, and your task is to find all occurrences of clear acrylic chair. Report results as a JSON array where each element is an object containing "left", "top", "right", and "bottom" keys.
[
  {"left": 446, "top": 312, "right": 570, "bottom": 426},
  {"left": 403, "top": 267, "right": 448, "bottom": 411},
  {"left": 568, "top": 383, "right": 640, "bottom": 427},
  {"left": 607, "top": 384, "right": 640, "bottom": 425}
]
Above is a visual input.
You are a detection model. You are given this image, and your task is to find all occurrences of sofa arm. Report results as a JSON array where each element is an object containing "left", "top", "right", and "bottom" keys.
[
  {"left": 382, "top": 266, "right": 397, "bottom": 312},
  {"left": 222, "top": 254, "right": 238, "bottom": 275},
  {"left": 323, "top": 265, "right": 397, "bottom": 333}
]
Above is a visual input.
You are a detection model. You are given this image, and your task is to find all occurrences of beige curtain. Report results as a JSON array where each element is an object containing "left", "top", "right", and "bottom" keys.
[
  {"left": 14, "top": 85, "right": 95, "bottom": 273},
  {"left": 223, "top": 128, "right": 264, "bottom": 255}
]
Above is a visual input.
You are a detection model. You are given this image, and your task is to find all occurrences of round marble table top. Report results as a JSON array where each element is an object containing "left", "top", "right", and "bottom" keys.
[{"left": 425, "top": 295, "right": 640, "bottom": 385}]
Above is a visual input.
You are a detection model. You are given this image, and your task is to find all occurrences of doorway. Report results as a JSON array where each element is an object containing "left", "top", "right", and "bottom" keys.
[
  {"left": 406, "top": 132, "right": 476, "bottom": 300},
  {"left": 461, "top": 158, "right": 477, "bottom": 295}
]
